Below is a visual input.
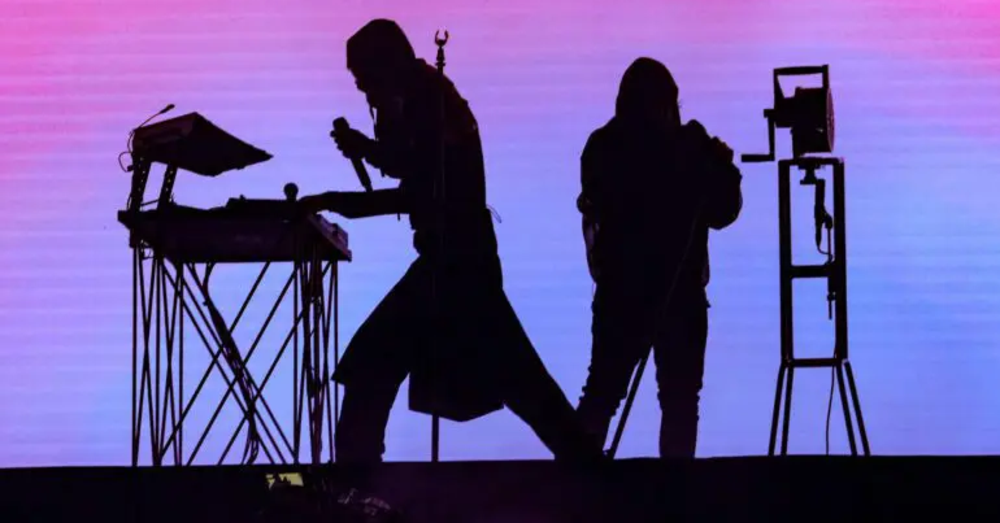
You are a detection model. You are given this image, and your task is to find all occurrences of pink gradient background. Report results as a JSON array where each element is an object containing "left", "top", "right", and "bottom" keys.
[{"left": 1, "top": 0, "right": 999, "bottom": 466}]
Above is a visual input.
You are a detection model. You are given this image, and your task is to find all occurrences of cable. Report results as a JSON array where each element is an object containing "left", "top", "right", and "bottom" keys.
[
  {"left": 825, "top": 366, "right": 834, "bottom": 455},
  {"left": 122, "top": 104, "right": 175, "bottom": 210},
  {"left": 813, "top": 181, "right": 836, "bottom": 455},
  {"left": 118, "top": 151, "right": 131, "bottom": 173}
]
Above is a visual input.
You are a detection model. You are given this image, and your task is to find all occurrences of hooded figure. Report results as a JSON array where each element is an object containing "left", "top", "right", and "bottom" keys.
[
  {"left": 299, "top": 19, "right": 602, "bottom": 465},
  {"left": 575, "top": 57, "right": 743, "bottom": 457}
]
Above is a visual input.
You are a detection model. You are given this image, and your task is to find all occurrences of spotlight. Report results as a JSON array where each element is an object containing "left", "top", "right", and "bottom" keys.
[
  {"left": 738, "top": 64, "right": 871, "bottom": 457},
  {"left": 742, "top": 65, "right": 835, "bottom": 162}
]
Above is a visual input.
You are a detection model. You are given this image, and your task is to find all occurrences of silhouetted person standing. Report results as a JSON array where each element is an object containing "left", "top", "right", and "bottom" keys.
[
  {"left": 299, "top": 19, "right": 601, "bottom": 465},
  {"left": 575, "top": 58, "right": 743, "bottom": 458}
]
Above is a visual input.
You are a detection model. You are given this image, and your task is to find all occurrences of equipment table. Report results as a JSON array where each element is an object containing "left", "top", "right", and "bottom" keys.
[{"left": 119, "top": 208, "right": 351, "bottom": 466}]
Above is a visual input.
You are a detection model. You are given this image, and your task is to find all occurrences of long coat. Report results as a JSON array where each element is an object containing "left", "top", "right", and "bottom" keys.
[{"left": 332, "top": 60, "right": 511, "bottom": 422}]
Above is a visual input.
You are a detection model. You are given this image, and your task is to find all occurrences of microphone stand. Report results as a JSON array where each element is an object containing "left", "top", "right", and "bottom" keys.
[{"left": 430, "top": 29, "right": 449, "bottom": 463}]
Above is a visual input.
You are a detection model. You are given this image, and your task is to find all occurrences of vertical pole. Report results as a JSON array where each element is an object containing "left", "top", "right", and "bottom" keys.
[
  {"left": 780, "top": 367, "right": 794, "bottom": 455},
  {"left": 178, "top": 262, "right": 185, "bottom": 464},
  {"left": 293, "top": 259, "right": 301, "bottom": 463},
  {"left": 835, "top": 159, "right": 871, "bottom": 455},
  {"left": 157, "top": 165, "right": 178, "bottom": 210},
  {"left": 132, "top": 248, "right": 139, "bottom": 466},
  {"left": 778, "top": 161, "right": 794, "bottom": 366},
  {"left": 301, "top": 255, "right": 312, "bottom": 463},
  {"left": 832, "top": 159, "right": 858, "bottom": 454},
  {"left": 333, "top": 261, "right": 340, "bottom": 462},
  {"left": 154, "top": 258, "right": 162, "bottom": 466},
  {"left": 137, "top": 255, "right": 150, "bottom": 466},
  {"left": 312, "top": 251, "right": 323, "bottom": 463},
  {"left": 324, "top": 261, "right": 335, "bottom": 464},
  {"left": 833, "top": 161, "right": 848, "bottom": 361},
  {"left": 775, "top": 161, "right": 795, "bottom": 454},
  {"left": 835, "top": 364, "right": 858, "bottom": 455},
  {"left": 432, "top": 418, "right": 440, "bottom": 464},
  {"left": 334, "top": 262, "right": 340, "bottom": 423},
  {"left": 430, "top": 29, "right": 449, "bottom": 464},
  {"left": 767, "top": 365, "right": 785, "bottom": 455},
  {"left": 845, "top": 362, "right": 871, "bottom": 455}
]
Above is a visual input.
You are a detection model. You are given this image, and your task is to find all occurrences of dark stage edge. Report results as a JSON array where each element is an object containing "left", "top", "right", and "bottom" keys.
[{"left": 2, "top": 457, "right": 999, "bottom": 522}]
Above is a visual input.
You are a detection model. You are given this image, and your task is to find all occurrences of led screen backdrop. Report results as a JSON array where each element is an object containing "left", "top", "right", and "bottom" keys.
[{"left": 1, "top": 0, "right": 999, "bottom": 466}]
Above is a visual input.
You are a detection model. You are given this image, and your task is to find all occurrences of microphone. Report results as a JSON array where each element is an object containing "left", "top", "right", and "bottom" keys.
[
  {"left": 332, "top": 117, "right": 373, "bottom": 192},
  {"left": 133, "top": 103, "right": 175, "bottom": 132},
  {"left": 813, "top": 178, "right": 833, "bottom": 250}
]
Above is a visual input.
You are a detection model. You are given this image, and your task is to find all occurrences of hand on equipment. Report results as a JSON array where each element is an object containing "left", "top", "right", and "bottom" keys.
[
  {"left": 685, "top": 119, "right": 734, "bottom": 163},
  {"left": 297, "top": 192, "right": 337, "bottom": 214},
  {"left": 330, "top": 126, "right": 372, "bottom": 160}
]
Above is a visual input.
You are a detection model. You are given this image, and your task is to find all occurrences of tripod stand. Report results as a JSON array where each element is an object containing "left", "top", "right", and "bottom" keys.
[{"left": 769, "top": 157, "right": 870, "bottom": 456}]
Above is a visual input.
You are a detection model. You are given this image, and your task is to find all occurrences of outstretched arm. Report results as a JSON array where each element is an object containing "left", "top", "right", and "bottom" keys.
[{"left": 299, "top": 189, "right": 407, "bottom": 219}]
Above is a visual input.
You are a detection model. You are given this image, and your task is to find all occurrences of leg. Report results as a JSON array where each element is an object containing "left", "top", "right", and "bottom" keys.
[
  {"left": 333, "top": 263, "right": 421, "bottom": 464},
  {"left": 576, "top": 286, "right": 655, "bottom": 448},
  {"left": 652, "top": 296, "right": 708, "bottom": 458},
  {"left": 490, "top": 293, "right": 604, "bottom": 461},
  {"left": 335, "top": 381, "right": 404, "bottom": 464}
]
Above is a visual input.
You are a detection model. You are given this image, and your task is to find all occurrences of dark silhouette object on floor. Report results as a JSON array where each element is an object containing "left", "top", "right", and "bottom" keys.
[
  {"left": 298, "top": 19, "right": 603, "bottom": 468},
  {"left": 575, "top": 57, "right": 743, "bottom": 458}
]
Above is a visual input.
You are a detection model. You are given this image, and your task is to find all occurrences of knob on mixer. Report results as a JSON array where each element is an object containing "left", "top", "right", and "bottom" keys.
[{"left": 283, "top": 183, "right": 299, "bottom": 202}]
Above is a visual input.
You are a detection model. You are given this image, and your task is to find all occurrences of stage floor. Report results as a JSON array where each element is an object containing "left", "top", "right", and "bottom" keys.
[{"left": 1, "top": 456, "right": 998, "bottom": 522}]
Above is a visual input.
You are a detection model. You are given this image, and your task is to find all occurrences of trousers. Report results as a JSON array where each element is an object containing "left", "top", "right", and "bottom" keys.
[
  {"left": 332, "top": 255, "right": 600, "bottom": 465},
  {"left": 577, "top": 282, "right": 709, "bottom": 458}
]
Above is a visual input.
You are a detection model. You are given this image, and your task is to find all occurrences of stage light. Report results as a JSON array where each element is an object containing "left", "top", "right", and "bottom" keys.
[
  {"left": 739, "top": 65, "right": 871, "bottom": 457},
  {"left": 742, "top": 65, "right": 835, "bottom": 162}
]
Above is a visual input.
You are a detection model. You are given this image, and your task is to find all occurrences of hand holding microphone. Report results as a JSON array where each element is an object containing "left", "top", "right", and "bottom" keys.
[{"left": 331, "top": 117, "right": 374, "bottom": 192}]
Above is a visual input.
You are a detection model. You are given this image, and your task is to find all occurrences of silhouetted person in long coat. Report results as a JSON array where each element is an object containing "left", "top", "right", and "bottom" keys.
[{"left": 300, "top": 19, "right": 602, "bottom": 465}]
